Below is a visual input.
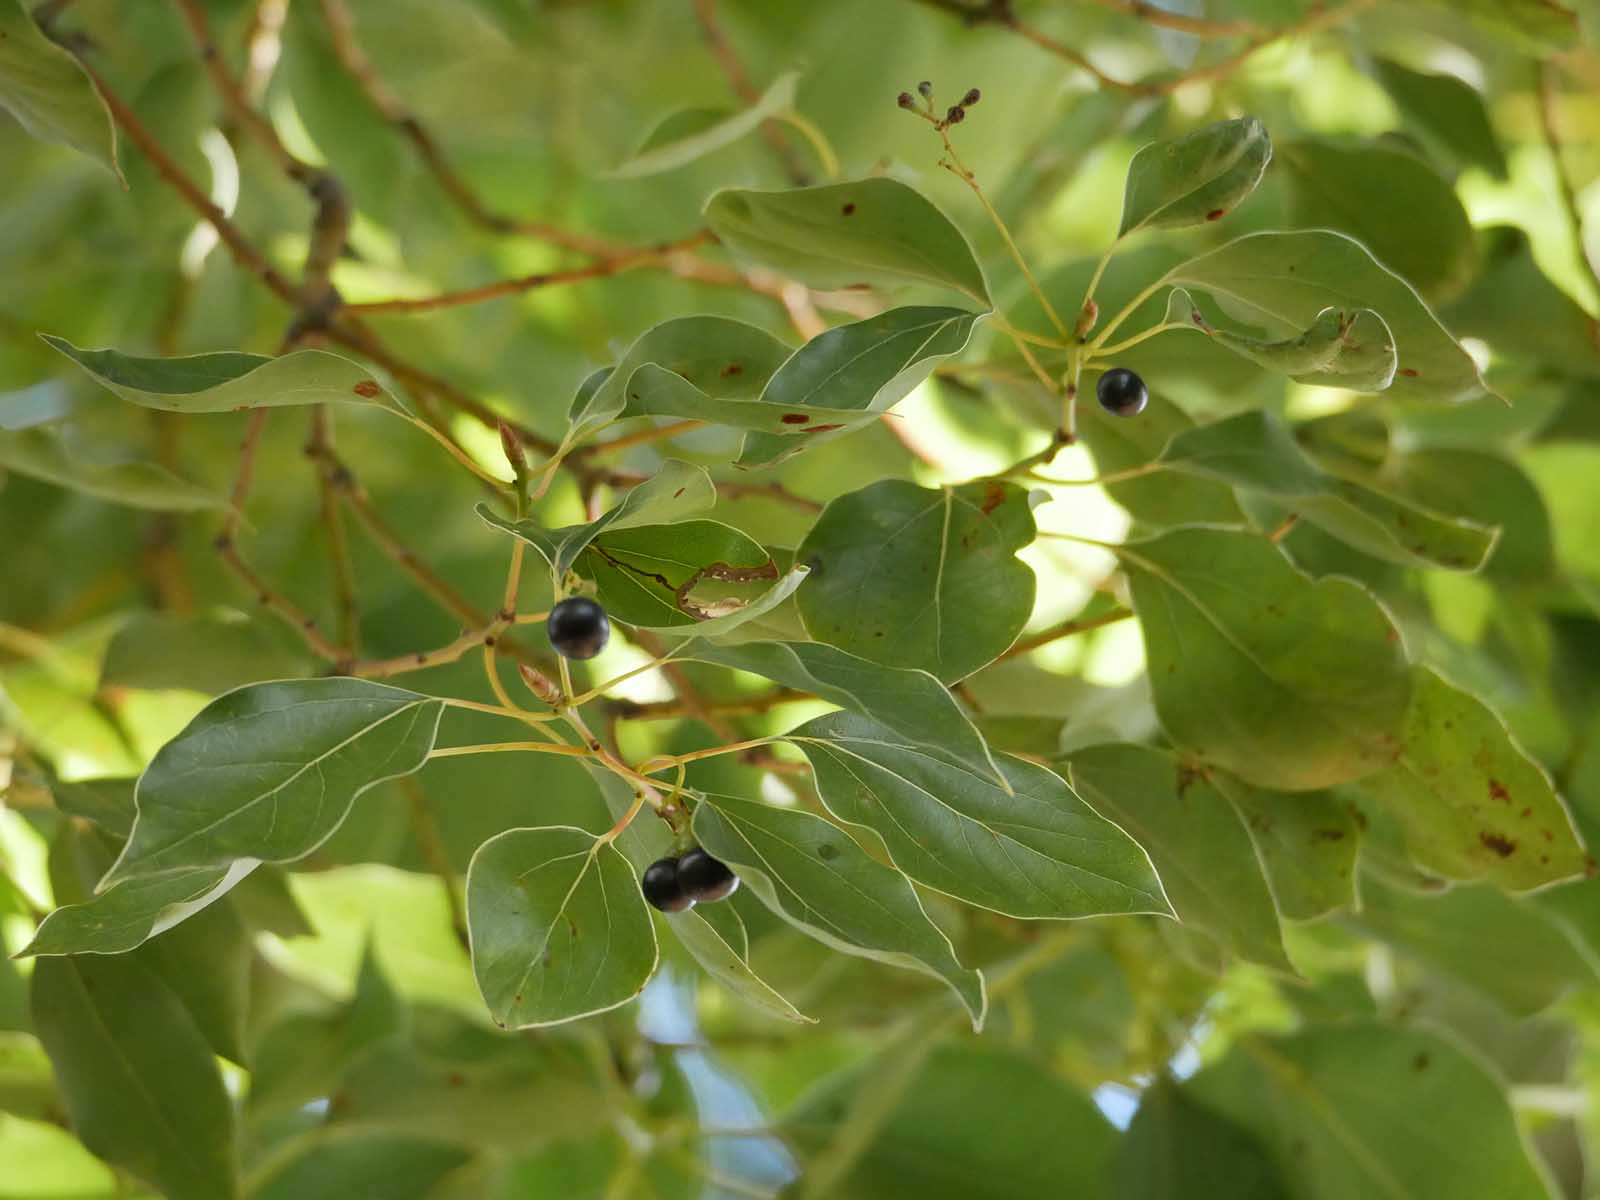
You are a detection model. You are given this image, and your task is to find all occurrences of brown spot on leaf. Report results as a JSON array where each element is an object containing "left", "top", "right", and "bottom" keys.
[
  {"left": 980, "top": 481, "right": 1007, "bottom": 515},
  {"left": 1479, "top": 831, "right": 1516, "bottom": 857},
  {"left": 781, "top": 413, "right": 811, "bottom": 425},
  {"left": 720, "top": 362, "right": 744, "bottom": 378},
  {"left": 1311, "top": 828, "right": 1346, "bottom": 843},
  {"left": 842, "top": 202, "right": 857, "bottom": 216},
  {"left": 1488, "top": 778, "right": 1510, "bottom": 804},
  {"left": 353, "top": 379, "right": 382, "bottom": 398},
  {"left": 802, "top": 423, "right": 845, "bottom": 434},
  {"left": 1206, "top": 208, "right": 1226, "bottom": 221},
  {"left": 673, "top": 487, "right": 685, "bottom": 497},
  {"left": 447, "top": 1072, "right": 466, "bottom": 1088},
  {"left": 1412, "top": 1052, "right": 1430, "bottom": 1071},
  {"left": 1398, "top": 367, "right": 1419, "bottom": 378}
]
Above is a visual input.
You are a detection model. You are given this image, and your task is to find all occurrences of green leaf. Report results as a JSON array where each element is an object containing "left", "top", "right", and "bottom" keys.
[
  {"left": 100, "top": 612, "right": 310, "bottom": 694},
  {"left": 1165, "top": 230, "right": 1488, "bottom": 403},
  {"left": 42, "top": 337, "right": 399, "bottom": 413},
  {"left": 681, "top": 639, "right": 1003, "bottom": 783},
  {"left": 0, "top": 0, "right": 119, "bottom": 179},
  {"left": 1187, "top": 1024, "right": 1552, "bottom": 1200},
  {"left": 1118, "top": 116, "right": 1272, "bottom": 236},
  {"left": 653, "top": 560, "right": 812, "bottom": 641},
  {"left": 103, "top": 679, "right": 445, "bottom": 885},
  {"left": 478, "top": 459, "right": 714, "bottom": 574},
  {"left": 1077, "top": 390, "right": 1245, "bottom": 528},
  {"left": 791, "top": 712, "right": 1169, "bottom": 920},
  {"left": 46, "top": 775, "right": 136, "bottom": 837},
  {"left": 31, "top": 954, "right": 239, "bottom": 1200},
  {"left": 609, "top": 71, "right": 798, "bottom": 178},
  {"left": 1213, "top": 772, "right": 1358, "bottom": 922},
  {"left": 612, "top": 362, "right": 876, "bottom": 435},
  {"left": 0, "top": 426, "right": 225, "bottom": 512},
  {"left": 1371, "top": 58, "right": 1507, "bottom": 179},
  {"left": 572, "top": 519, "right": 779, "bottom": 629},
  {"left": 668, "top": 902, "right": 814, "bottom": 1024},
  {"left": 1120, "top": 527, "right": 1412, "bottom": 790},
  {"left": 465, "top": 825, "right": 658, "bottom": 1028},
  {"left": 1202, "top": 306, "right": 1398, "bottom": 392},
  {"left": 566, "top": 317, "right": 790, "bottom": 442},
  {"left": 787, "top": 1046, "right": 1115, "bottom": 1200},
  {"left": 1158, "top": 410, "right": 1498, "bottom": 571},
  {"left": 19, "top": 862, "right": 244, "bottom": 956},
  {"left": 796, "top": 479, "right": 1037, "bottom": 682},
  {"left": 1442, "top": 226, "right": 1600, "bottom": 375},
  {"left": 1068, "top": 745, "right": 1292, "bottom": 972},
  {"left": 1350, "top": 876, "right": 1600, "bottom": 1016},
  {"left": 251, "top": 1132, "right": 472, "bottom": 1200},
  {"left": 704, "top": 177, "right": 990, "bottom": 302},
  {"left": 1109, "top": 1075, "right": 1289, "bottom": 1200},
  {"left": 691, "top": 791, "right": 985, "bottom": 1026},
  {"left": 1277, "top": 140, "right": 1478, "bottom": 301},
  {"left": 740, "top": 305, "right": 987, "bottom": 467},
  {"left": 1352, "top": 666, "right": 1588, "bottom": 891},
  {"left": 1378, "top": 448, "right": 1555, "bottom": 581}
]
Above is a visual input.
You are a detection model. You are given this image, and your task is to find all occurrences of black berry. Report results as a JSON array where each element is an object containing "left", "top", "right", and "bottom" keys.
[
  {"left": 917, "top": 80, "right": 933, "bottom": 98},
  {"left": 641, "top": 857, "right": 692, "bottom": 912},
  {"left": 897, "top": 91, "right": 915, "bottom": 108},
  {"left": 677, "top": 848, "right": 739, "bottom": 903},
  {"left": 945, "top": 105, "right": 966, "bottom": 125},
  {"left": 1096, "top": 367, "right": 1148, "bottom": 417},
  {"left": 547, "top": 597, "right": 610, "bottom": 660},
  {"left": 961, "top": 87, "right": 981, "bottom": 107}
]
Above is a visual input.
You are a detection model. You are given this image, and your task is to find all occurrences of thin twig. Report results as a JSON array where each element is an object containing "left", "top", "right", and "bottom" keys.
[
  {"left": 691, "top": 0, "right": 814, "bottom": 184},
  {"left": 999, "top": 607, "right": 1133, "bottom": 659},
  {"left": 306, "top": 408, "right": 360, "bottom": 653}
]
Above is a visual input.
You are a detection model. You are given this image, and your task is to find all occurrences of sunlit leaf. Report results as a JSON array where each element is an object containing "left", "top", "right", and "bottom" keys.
[
  {"left": 43, "top": 337, "right": 401, "bottom": 413},
  {"left": 610, "top": 71, "right": 798, "bottom": 178},
  {"left": 1203, "top": 306, "right": 1398, "bottom": 391},
  {"left": 796, "top": 479, "right": 1036, "bottom": 681},
  {"left": 792, "top": 712, "right": 1169, "bottom": 920},
  {"left": 669, "top": 899, "right": 814, "bottom": 1023},
  {"left": 691, "top": 791, "right": 986, "bottom": 1026},
  {"left": 705, "top": 178, "right": 990, "bottom": 301},
  {"left": 103, "top": 679, "right": 444, "bottom": 885},
  {"left": 1352, "top": 666, "right": 1588, "bottom": 891},
  {"left": 1118, "top": 116, "right": 1271, "bottom": 235},
  {"left": 465, "top": 825, "right": 658, "bottom": 1028},
  {"left": 1120, "top": 527, "right": 1412, "bottom": 790}
]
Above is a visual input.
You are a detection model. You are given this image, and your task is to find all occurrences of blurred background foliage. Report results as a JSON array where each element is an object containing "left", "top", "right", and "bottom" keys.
[{"left": 4, "top": 0, "right": 1600, "bottom": 1196}]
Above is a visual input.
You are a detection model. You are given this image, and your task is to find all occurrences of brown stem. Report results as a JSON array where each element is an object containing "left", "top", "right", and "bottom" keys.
[
  {"left": 691, "top": 0, "right": 814, "bottom": 185},
  {"left": 344, "top": 234, "right": 713, "bottom": 316},
  {"left": 999, "top": 607, "right": 1133, "bottom": 659},
  {"left": 307, "top": 407, "right": 360, "bottom": 653}
]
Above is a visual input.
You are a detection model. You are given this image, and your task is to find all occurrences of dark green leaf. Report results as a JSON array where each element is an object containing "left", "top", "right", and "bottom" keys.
[
  {"left": 1109, "top": 1075, "right": 1289, "bottom": 1200},
  {"left": 103, "top": 679, "right": 444, "bottom": 885},
  {"left": 796, "top": 479, "right": 1036, "bottom": 681},
  {"left": 705, "top": 178, "right": 990, "bottom": 302},
  {"left": 1120, "top": 527, "right": 1412, "bottom": 790},
  {"left": 465, "top": 825, "right": 658, "bottom": 1028},
  {"left": 19, "top": 863, "right": 241, "bottom": 956},
  {"left": 1188, "top": 1024, "right": 1552, "bottom": 1200},
  {"left": 31, "top": 954, "right": 239, "bottom": 1200},
  {"left": 574, "top": 519, "right": 779, "bottom": 630},
  {"left": 691, "top": 791, "right": 985, "bottom": 1025},
  {"left": 251, "top": 1132, "right": 471, "bottom": 1200},
  {"left": 792, "top": 712, "right": 1169, "bottom": 920},
  {"left": 1118, "top": 116, "right": 1272, "bottom": 235},
  {"left": 1068, "top": 745, "right": 1292, "bottom": 971}
]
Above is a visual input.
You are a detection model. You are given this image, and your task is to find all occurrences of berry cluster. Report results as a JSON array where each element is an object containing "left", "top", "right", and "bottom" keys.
[
  {"left": 641, "top": 848, "right": 740, "bottom": 912},
  {"left": 897, "top": 80, "right": 981, "bottom": 127}
]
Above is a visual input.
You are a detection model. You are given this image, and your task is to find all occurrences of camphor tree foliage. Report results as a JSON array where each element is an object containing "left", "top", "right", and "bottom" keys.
[{"left": 5, "top": 0, "right": 1600, "bottom": 1196}]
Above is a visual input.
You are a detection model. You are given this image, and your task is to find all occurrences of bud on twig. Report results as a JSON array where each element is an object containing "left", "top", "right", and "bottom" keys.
[
  {"left": 961, "top": 87, "right": 981, "bottom": 107},
  {"left": 897, "top": 91, "right": 915, "bottom": 108},
  {"left": 945, "top": 105, "right": 966, "bottom": 125},
  {"left": 498, "top": 419, "right": 532, "bottom": 512},
  {"left": 917, "top": 80, "right": 933, "bottom": 98},
  {"left": 1075, "top": 298, "right": 1099, "bottom": 338},
  {"left": 518, "top": 662, "right": 564, "bottom": 708}
]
